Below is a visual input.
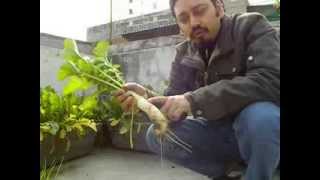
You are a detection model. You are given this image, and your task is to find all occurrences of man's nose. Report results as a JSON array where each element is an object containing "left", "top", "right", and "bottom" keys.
[{"left": 190, "top": 15, "right": 200, "bottom": 28}]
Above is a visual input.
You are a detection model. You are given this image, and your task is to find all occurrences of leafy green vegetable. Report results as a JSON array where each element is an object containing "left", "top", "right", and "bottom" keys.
[
  {"left": 92, "top": 41, "right": 110, "bottom": 58},
  {"left": 40, "top": 86, "right": 97, "bottom": 152},
  {"left": 56, "top": 39, "right": 141, "bottom": 146},
  {"left": 63, "top": 76, "right": 91, "bottom": 95}
]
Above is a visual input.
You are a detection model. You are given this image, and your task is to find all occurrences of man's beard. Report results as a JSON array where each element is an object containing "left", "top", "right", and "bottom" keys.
[
  {"left": 191, "top": 26, "right": 216, "bottom": 49},
  {"left": 193, "top": 37, "right": 216, "bottom": 49}
]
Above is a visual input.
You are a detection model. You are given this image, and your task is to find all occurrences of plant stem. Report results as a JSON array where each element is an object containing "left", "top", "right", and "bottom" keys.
[
  {"left": 82, "top": 72, "right": 121, "bottom": 90},
  {"left": 130, "top": 107, "right": 134, "bottom": 149},
  {"left": 92, "top": 65, "right": 123, "bottom": 88}
]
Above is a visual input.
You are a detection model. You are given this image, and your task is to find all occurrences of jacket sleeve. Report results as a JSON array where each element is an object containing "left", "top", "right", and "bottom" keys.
[
  {"left": 164, "top": 59, "right": 189, "bottom": 96},
  {"left": 185, "top": 14, "right": 280, "bottom": 121}
]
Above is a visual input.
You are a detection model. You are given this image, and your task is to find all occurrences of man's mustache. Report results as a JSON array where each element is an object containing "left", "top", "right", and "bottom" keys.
[{"left": 191, "top": 26, "right": 209, "bottom": 37}]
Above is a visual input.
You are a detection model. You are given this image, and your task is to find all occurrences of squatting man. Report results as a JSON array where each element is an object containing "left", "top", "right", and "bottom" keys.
[{"left": 113, "top": 0, "right": 280, "bottom": 179}]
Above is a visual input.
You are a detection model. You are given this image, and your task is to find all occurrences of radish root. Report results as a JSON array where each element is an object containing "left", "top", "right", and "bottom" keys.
[{"left": 128, "top": 91, "right": 192, "bottom": 153}]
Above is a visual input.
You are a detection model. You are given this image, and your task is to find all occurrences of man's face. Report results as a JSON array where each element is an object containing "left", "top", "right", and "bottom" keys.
[{"left": 174, "top": 0, "right": 224, "bottom": 46}]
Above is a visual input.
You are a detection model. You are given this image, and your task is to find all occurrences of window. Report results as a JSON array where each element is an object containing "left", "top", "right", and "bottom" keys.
[{"left": 129, "top": 9, "right": 133, "bottom": 15}]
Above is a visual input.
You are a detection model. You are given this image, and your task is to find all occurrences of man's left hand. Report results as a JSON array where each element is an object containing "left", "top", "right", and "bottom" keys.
[{"left": 148, "top": 95, "right": 191, "bottom": 122}]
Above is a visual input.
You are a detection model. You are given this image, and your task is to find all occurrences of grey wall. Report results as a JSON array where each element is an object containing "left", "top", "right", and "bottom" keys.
[
  {"left": 110, "top": 35, "right": 184, "bottom": 93},
  {"left": 40, "top": 45, "right": 66, "bottom": 92},
  {"left": 40, "top": 33, "right": 94, "bottom": 93},
  {"left": 40, "top": 33, "right": 183, "bottom": 94}
]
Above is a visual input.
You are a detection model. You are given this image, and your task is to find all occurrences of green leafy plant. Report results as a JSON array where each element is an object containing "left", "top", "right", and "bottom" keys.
[
  {"left": 57, "top": 39, "right": 141, "bottom": 148},
  {"left": 40, "top": 158, "right": 63, "bottom": 180},
  {"left": 40, "top": 86, "right": 97, "bottom": 152},
  {"left": 55, "top": 39, "right": 192, "bottom": 153}
]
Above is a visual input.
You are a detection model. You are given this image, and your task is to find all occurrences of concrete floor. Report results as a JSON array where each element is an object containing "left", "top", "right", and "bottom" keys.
[{"left": 53, "top": 148, "right": 280, "bottom": 180}]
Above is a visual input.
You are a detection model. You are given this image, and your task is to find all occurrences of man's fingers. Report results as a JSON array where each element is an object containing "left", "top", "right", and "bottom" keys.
[
  {"left": 161, "top": 97, "right": 174, "bottom": 115},
  {"left": 148, "top": 96, "right": 168, "bottom": 108},
  {"left": 111, "top": 89, "right": 125, "bottom": 97},
  {"left": 118, "top": 91, "right": 131, "bottom": 103},
  {"left": 121, "top": 96, "right": 134, "bottom": 112},
  {"left": 170, "top": 109, "right": 187, "bottom": 122},
  {"left": 123, "top": 82, "right": 137, "bottom": 91}
]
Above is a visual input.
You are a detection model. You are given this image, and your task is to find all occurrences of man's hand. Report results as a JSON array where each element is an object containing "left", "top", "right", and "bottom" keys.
[
  {"left": 148, "top": 95, "right": 191, "bottom": 122},
  {"left": 112, "top": 82, "right": 146, "bottom": 112}
]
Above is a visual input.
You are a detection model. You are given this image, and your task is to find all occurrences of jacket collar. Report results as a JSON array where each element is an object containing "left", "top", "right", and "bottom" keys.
[{"left": 180, "top": 16, "right": 235, "bottom": 70}]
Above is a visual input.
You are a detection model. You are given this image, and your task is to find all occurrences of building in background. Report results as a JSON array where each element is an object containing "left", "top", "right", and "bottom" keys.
[
  {"left": 113, "top": 0, "right": 169, "bottom": 20},
  {"left": 88, "top": 0, "right": 281, "bottom": 43},
  {"left": 87, "top": 0, "right": 279, "bottom": 43}
]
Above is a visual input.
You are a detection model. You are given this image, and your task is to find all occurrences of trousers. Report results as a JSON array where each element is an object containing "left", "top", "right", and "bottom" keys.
[{"left": 145, "top": 102, "right": 280, "bottom": 180}]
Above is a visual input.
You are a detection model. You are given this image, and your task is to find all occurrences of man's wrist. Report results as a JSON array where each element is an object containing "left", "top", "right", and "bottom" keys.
[{"left": 183, "top": 92, "right": 193, "bottom": 114}]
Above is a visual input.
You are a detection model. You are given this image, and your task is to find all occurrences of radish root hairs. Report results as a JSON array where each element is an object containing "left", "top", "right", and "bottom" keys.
[{"left": 128, "top": 91, "right": 192, "bottom": 153}]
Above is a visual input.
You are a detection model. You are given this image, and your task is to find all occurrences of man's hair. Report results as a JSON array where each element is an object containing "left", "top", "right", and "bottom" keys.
[{"left": 169, "top": 0, "right": 224, "bottom": 18}]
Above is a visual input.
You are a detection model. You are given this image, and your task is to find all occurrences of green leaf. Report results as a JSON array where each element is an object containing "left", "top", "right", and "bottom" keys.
[
  {"left": 73, "top": 124, "right": 84, "bottom": 136},
  {"left": 78, "top": 59, "right": 93, "bottom": 73},
  {"left": 63, "top": 76, "right": 91, "bottom": 95},
  {"left": 40, "top": 107, "right": 45, "bottom": 115},
  {"left": 92, "top": 41, "right": 109, "bottom": 58},
  {"left": 119, "top": 126, "right": 128, "bottom": 134},
  {"left": 57, "top": 63, "right": 76, "bottom": 80},
  {"left": 40, "top": 125, "right": 50, "bottom": 132},
  {"left": 110, "top": 119, "right": 120, "bottom": 126},
  {"left": 40, "top": 121, "right": 59, "bottom": 135},
  {"left": 40, "top": 131, "right": 44, "bottom": 142},
  {"left": 84, "top": 121, "right": 97, "bottom": 132},
  {"left": 79, "top": 95, "right": 97, "bottom": 112},
  {"left": 63, "top": 39, "right": 82, "bottom": 62},
  {"left": 65, "top": 126, "right": 72, "bottom": 132},
  {"left": 59, "top": 129, "right": 66, "bottom": 139}
]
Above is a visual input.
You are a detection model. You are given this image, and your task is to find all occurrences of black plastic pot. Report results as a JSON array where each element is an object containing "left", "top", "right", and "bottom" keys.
[
  {"left": 40, "top": 123, "right": 102, "bottom": 169},
  {"left": 107, "top": 113, "right": 153, "bottom": 153}
]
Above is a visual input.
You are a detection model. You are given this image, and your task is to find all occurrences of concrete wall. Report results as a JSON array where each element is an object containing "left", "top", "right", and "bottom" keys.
[
  {"left": 40, "top": 33, "right": 183, "bottom": 93},
  {"left": 40, "top": 33, "right": 94, "bottom": 93},
  {"left": 110, "top": 35, "right": 184, "bottom": 93},
  {"left": 87, "top": 10, "right": 177, "bottom": 43},
  {"left": 224, "top": 0, "right": 249, "bottom": 15}
]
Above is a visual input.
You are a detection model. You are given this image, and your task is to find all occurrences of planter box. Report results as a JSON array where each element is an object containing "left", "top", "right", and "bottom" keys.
[
  {"left": 107, "top": 113, "right": 153, "bottom": 153},
  {"left": 40, "top": 123, "right": 102, "bottom": 169}
]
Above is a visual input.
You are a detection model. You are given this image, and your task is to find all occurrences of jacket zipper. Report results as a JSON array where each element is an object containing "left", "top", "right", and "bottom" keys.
[
  {"left": 204, "top": 49, "right": 209, "bottom": 86},
  {"left": 204, "top": 71, "right": 208, "bottom": 86}
]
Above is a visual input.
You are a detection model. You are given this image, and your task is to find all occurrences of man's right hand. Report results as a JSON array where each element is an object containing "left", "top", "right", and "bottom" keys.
[{"left": 112, "top": 82, "right": 146, "bottom": 112}]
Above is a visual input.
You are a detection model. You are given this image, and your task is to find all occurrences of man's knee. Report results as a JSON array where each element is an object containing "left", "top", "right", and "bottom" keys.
[
  {"left": 145, "top": 124, "right": 160, "bottom": 154},
  {"left": 233, "top": 101, "right": 280, "bottom": 140}
]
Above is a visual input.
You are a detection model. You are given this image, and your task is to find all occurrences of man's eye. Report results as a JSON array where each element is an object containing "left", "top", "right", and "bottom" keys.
[{"left": 179, "top": 16, "right": 189, "bottom": 24}]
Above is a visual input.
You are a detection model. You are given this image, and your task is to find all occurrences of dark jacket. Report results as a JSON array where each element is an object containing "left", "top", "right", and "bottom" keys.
[{"left": 164, "top": 12, "right": 280, "bottom": 121}]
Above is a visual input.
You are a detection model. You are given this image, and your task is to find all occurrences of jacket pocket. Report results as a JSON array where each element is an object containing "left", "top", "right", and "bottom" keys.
[{"left": 216, "top": 66, "right": 239, "bottom": 80}]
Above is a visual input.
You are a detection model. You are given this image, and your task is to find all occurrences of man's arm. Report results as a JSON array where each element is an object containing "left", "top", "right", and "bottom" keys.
[
  {"left": 164, "top": 54, "right": 191, "bottom": 96},
  {"left": 185, "top": 14, "right": 280, "bottom": 121}
]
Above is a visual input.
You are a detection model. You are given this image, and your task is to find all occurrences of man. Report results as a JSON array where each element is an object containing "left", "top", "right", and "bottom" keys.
[{"left": 113, "top": 0, "right": 280, "bottom": 179}]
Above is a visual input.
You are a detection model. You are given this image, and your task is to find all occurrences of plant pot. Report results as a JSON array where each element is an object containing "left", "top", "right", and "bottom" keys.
[
  {"left": 40, "top": 125, "right": 99, "bottom": 169},
  {"left": 94, "top": 121, "right": 113, "bottom": 147},
  {"left": 107, "top": 113, "right": 153, "bottom": 153}
]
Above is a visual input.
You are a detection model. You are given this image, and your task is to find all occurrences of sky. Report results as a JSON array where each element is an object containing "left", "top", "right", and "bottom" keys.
[
  {"left": 40, "top": 0, "right": 169, "bottom": 41},
  {"left": 40, "top": 0, "right": 274, "bottom": 41}
]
